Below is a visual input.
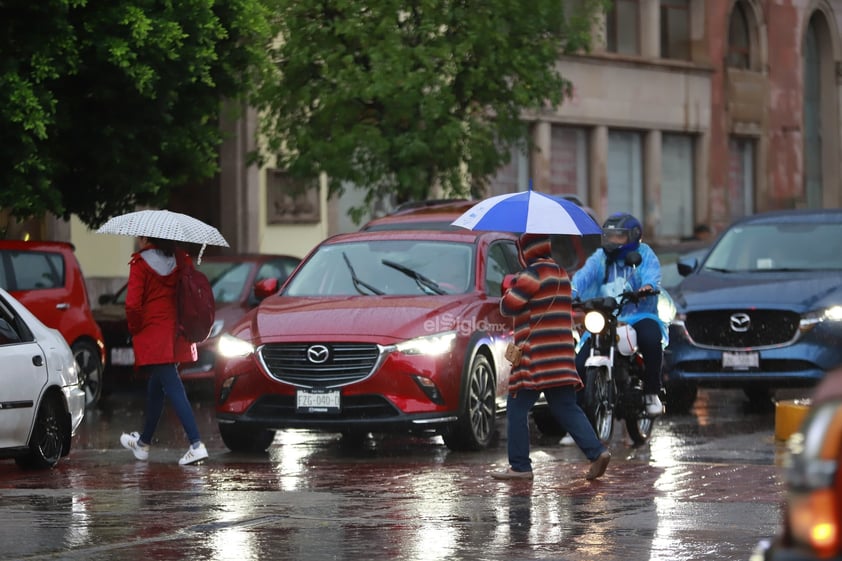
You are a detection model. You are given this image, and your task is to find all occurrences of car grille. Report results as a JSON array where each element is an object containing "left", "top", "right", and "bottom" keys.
[
  {"left": 259, "top": 343, "right": 380, "bottom": 388},
  {"left": 684, "top": 309, "right": 800, "bottom": 348}
]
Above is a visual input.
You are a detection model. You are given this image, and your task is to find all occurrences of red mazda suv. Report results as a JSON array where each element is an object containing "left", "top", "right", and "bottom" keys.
[{"left": 214, "top": 229, "right": 522, "bottom": 452}]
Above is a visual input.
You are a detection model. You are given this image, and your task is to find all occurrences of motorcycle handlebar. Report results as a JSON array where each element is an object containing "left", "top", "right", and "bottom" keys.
[{"left": 572, "top": 288, "right": 660, "bottom": 310}]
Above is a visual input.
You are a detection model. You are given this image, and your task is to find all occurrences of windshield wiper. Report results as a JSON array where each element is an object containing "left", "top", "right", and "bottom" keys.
[
  {"left": 342, "top": 252, "right": 384, "bottom": 295},
  {"left": 382, "top": 259, "right": 447, "bottom": 295}
]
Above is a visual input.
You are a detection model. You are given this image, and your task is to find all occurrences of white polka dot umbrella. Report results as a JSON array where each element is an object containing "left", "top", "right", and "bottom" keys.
[{"left": 96, "top": 210, "right": 229, "bottom": 262}]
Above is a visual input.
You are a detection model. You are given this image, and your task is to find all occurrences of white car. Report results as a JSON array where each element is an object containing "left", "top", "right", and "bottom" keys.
[{"left": 0, "top": 288, "right": 86, "bottom": 468}]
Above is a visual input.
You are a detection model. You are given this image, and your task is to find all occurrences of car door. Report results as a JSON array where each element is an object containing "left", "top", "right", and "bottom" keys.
[
  {"left": 484, "top": 240, "right": 521, "bottom": 407},
  {"left": 0, "top": 304, "right": 49, "bottom": 449}
]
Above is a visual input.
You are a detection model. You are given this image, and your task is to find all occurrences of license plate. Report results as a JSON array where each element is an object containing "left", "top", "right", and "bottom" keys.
[
  {"left": 111, "top": 347, "right": 135, "bottom": 366},
  {"left": 296, "top": 389, "right": 341, "bottom": 413},
  {"left": 722, "top": 351, "right": 759, "bottom": 369}
]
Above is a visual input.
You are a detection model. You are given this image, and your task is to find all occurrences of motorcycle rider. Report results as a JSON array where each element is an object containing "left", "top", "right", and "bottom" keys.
[{"left": 571, "top": 212, "right": 666, "bottom": 417}]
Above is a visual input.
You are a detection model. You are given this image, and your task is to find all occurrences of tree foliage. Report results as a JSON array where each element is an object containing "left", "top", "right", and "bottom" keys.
[
  {"left": 0, "top": 0, "right": 279, "bottom": 227},
  {"left": 257, "top": 0, "right": 606, "bottom": 222}
]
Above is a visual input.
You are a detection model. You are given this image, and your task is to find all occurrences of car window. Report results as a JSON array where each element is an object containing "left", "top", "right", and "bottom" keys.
[
  {"left": 0, "top": 295, "right": 31, "bottom": 344},
  {"left": 206, "top": 263, "right": 252, "bottom": 304},
  {"left": 705, "top": 222, "right": 842, "bottom": 272},
  {"left": 486, "top": 242, "right": 517, "bottom": 297},
  {"left": 285, "top": 240, "right": 475, "bottom": 296},
  {"left": 0, "top": 251, "right": 64, "bottom": 291}
]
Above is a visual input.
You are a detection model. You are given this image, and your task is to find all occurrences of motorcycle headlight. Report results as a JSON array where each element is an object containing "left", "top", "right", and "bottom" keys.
[
  {"left": 583, "top": 311, "right": 606, "bottom": 334},
  {"left": 217, "top": 333, "right": 255, "bottom": 358},
  {"left": 394, "top": 331, "right": 457, "bottom": 357}
]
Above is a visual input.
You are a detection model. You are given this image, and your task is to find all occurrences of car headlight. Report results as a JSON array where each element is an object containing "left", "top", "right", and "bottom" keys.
[
  {"left": 800, "top": 306, "right": 842, "bottom": 330},
  {"left": 394, "top": 331, "right": 457, "bottom": 357},
  {"left": 583, "top": 311, "right": 606, "bottom": 334},
  {"left": 217, "top": 333, "right": 255, "bottom": 358}
]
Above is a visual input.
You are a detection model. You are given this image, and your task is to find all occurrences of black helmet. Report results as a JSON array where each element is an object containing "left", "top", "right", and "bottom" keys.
[{"left": 601, "top": 212, "right": 642, "bottom": 261}]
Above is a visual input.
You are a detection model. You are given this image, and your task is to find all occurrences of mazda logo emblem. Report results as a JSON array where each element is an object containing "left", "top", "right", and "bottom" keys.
[
  {"left": 306, "top": 344, "right": 330, "bottom": 364},
  {"left": 730, "top": 313, "right": 751, "bottom": 333}
]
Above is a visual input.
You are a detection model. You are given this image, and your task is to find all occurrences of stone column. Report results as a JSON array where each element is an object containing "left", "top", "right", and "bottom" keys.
[
  {"left": 219, "top": 101, "right": 260, "bottom": 254},
  {"left": 644, "top": 129, "right": 662, "bottom": 237},
  {"left": 640, "top": 0, "right": 660, "bottom": 59},
  {"left": 589, "top": 126, "right": 609, "bottom": 222},
  {"left": 531, "top": 121, "right": 552, "bottom": 191}
]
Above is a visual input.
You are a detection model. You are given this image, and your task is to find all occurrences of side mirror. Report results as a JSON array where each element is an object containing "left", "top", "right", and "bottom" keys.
[
  {"left": 502, "top": 274, "right": 517, "bottom": 291},
  {"left": 625, "top": 251, "right": 642, "bottom": 267},
  {"left": 254, "top": 277, "right": 279, "bottom": 301},
  {"left": 677, "top": 257, "right": 699, "bottom": 277}
]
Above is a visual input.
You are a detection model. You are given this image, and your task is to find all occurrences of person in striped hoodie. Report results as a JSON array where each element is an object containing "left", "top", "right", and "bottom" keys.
[{"left": 491, "top": 233, "right": 611, "bottom": 481}]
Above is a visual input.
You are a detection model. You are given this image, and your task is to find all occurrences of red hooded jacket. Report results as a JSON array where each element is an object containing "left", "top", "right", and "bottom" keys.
[{"left": 126, "top": 248, "right": 197, "bottom": 367}]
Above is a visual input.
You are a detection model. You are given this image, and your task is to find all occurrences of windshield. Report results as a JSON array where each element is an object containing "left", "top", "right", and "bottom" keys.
[
  {"left": 704, "top": 222, "right": 842, "bottom": 272},
  {"left": 285, "top": 240, "right": 474, "bottom": 296}
]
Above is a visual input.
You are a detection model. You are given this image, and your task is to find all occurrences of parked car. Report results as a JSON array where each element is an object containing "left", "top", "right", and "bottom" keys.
[
  {"left": 0, "top": 287, "right": 86, "bottom": 469},
  {"left": 664, "top": 209, "right": 842, "bottom": 413},
  {"left": 94, "top": 253, "right": 301, "bottom": 388},
  {"left": 214, "top": 229, "right": 525, "bottom": 452},
  {"left": 751, "top": 366, "right": 842, "bottom": 561},
  {"left": 0, "top": 241, "right": 105, "bottom": 407}
]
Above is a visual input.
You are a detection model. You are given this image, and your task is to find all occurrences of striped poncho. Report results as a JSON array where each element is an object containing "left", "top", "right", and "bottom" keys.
[{"left": 500, "top": 233, "right": 581, "bottom": 394}]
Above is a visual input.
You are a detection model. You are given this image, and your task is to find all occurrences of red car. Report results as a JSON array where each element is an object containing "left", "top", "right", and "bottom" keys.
[
  {"left": 214, "top": 229, "right": 523, "bottom": 452},
  {"left": 0, "top": 240, "right": 105, "bottom": 407},
  {"left": 94, "top": 253, "right": 301, "bottom": 388}
]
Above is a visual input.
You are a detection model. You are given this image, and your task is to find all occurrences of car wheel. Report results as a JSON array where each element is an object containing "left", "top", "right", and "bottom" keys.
[
  {"left": 73, "top": 340, "right": 103, "bottom": 408},
  {"left": 218, "top": 423, "right": 276, "bottom": 453},
  {"left": 664, "top": 381, "right": 697, "bottom": 414},
  {"left": 442, "top": 353, "right": 496, "bottom": 451},
  {"left": 531, "top": 407, "right": 566, "bottom": 436},
  {"left": 15, "top": 395, "right": 67, "bottom": 469}
]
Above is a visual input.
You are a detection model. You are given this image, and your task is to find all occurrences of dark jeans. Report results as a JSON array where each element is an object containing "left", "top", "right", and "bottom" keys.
[
  {"left": 139, "top": 363, "right": 201, "bottom": 446},
  {"left": 506, "top": 386, "right": 606, "bottom": 473},
  {"left": 575, "top": 317, "right": 663, "bottom": 394}
]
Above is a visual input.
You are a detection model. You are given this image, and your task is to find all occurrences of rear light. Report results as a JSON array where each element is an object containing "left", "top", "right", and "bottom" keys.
[{"left": 784, "top": 400, "right": 842, "bottom": 557}]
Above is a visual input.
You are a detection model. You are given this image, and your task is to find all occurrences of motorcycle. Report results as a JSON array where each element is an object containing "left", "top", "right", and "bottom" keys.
[{"left": 574, "top": 281, "right": 662, "bottom": 446}]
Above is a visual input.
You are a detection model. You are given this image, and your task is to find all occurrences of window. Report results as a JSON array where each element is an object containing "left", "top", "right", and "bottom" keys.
[
  {"left": 606, "top": 0, "right": 640, "bottom": 55},
  {"left": 607, "top": 130, "right": 643, "bottom": 221},
  {"left": 660, "top": 0, "right": 690, "bottom": 60},
  {"left": 6, "top": 251, "right": 64, "bottom": 291},
  {"left": 727, "top": 2, "right": 751, "bottom": 68},
  {"left": 728, "top": 137, "right": 755, "bottom": 220},
  {"left": 486, "top": 242, "right": 518, "bottom": 297},
  {"left": 661, "top": 134, "right": 694, "bottom": 238},
  {"left": 550, "top": 126, "right": 589, "bottom": 204}
]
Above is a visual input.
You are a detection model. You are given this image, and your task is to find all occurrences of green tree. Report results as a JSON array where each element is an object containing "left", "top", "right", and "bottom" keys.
[
  {"left": 0, "top": 0, "right": 279, "bottom": 227},
  {"left": 257, "top": 0, "right": 606, "bottom": 223}
]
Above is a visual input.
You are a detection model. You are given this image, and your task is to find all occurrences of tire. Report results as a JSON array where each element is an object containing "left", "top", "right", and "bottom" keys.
[
  {"left": 582, "top": 366, "right": 614, "bottom": 443},
  {"left": 73, "top": 340, "right": 103, "bottom": 408},
  {"left": 664, "top": 381, "right": 697, "bottom": 414},
  {"left": 625, "top": 412, "right": 655, "bottom": 446},
  {"left": 442, "top": 353, "right": 496, "bottom": 451},
  {"left": 532, "top": 407, "right": 566, "bottom": 436},
  {"left": 15, "top": 395, "right": 67, "bottom": 469},
  {"left": 218, "top": 423, "right": 276, "bottom": 453}
]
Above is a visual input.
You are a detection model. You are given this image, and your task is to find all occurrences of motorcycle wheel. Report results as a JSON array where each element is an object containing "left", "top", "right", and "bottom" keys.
[{"left": 583, "top": 366, "right": 614, "bottom": 443}]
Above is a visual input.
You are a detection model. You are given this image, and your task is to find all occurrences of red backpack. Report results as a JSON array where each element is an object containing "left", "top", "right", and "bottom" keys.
[{"left": 176, "top": 253, "right": 215, "bottom": 343}]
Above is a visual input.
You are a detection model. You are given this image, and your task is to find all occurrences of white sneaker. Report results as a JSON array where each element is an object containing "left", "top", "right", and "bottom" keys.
[
  {"left": 559, "top": 434, "right": 576, "bottom": 446},
  {"left": 120, "top": 432, "right": 149, "bottom": 461},
  {"left": 179, "top": 442, "right": 208, "bottom": 465},
  {"left": 644, "top": 394, "right": 664, "bottom": 417}
]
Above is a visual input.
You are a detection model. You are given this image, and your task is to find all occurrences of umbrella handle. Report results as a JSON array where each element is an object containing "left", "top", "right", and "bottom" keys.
[{"left": 197, "top": 244, "right": 206, "bottom": 265}]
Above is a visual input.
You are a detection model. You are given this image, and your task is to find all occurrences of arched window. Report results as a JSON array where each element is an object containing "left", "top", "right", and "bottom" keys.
[{"left": 727, "top": 2, "right": 751, "bottom": 69}]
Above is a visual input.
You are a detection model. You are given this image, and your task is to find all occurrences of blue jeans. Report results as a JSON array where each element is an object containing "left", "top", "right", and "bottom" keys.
[
  {"left": 506, "top": 386, "right": 606, "bottom": 472},
  {"left": 139, "top": 363, "right": 201, "bottom": 446}
]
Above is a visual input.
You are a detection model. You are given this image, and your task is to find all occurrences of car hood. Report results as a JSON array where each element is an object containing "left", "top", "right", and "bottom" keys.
[
  {"left": 674, "top": 271, "right": 842, "bottom": 311},
  {"left": 238, "top": 295, "right": 481, "bottom": 344}
]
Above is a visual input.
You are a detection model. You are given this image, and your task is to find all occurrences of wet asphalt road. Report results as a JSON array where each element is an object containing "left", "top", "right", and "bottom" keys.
[{"left": 0, "top": 384, "right": 801, "bottom": 561}]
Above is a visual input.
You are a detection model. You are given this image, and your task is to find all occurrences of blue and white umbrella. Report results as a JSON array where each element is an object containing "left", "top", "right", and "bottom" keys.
[{"left": 450, "top": 190, "right": 602, "bottom": 235}]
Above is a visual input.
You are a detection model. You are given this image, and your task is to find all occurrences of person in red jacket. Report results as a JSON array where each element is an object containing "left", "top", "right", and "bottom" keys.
[
  {"left": 491, "top": 233, "right": 610, "bottom": 481},
  {"left": 119, "top": 236, "right": 208, "bottom": 465}
]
